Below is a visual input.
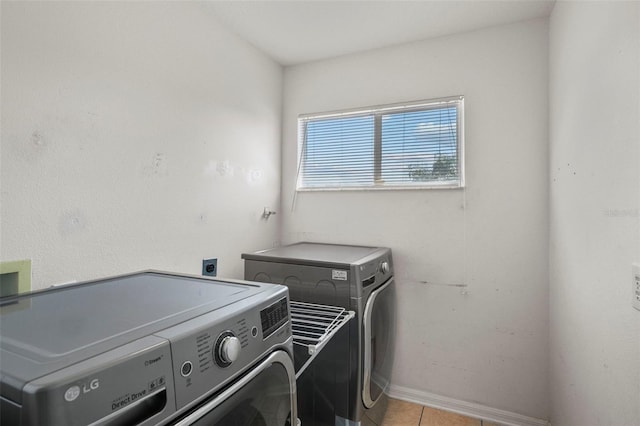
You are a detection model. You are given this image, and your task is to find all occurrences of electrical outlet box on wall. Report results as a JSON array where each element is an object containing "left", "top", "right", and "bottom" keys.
[{"left": 203, "top": 258, "right": 218, "bottom": 277}]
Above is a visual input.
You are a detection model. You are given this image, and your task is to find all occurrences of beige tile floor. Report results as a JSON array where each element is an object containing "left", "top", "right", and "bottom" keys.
[{"left": 381, "top": 398, "right": 502, "bottom": 426}]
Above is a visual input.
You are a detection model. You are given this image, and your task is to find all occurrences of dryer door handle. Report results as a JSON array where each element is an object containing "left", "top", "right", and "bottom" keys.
[{"left": 362, "top": 277, "right": 395, "bottom": 408}]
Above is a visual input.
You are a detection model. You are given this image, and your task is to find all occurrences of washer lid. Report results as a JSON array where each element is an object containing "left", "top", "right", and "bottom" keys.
[
  {"left": 0, "top": 272, "right": 258, "bottom": 361},
  {"left": 0, "top": 271, "right": 266, "bottom": 399},
  {"left": 242, "top": 242, "right": 389, "bottom": 267}
]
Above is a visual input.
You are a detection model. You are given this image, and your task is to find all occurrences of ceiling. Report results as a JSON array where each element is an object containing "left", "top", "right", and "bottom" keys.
[{"left": 205, "top": 0, "right": 556, "bottom": 66}]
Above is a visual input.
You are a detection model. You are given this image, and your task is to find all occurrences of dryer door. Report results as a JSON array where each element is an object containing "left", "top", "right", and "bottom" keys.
[
  {"left": 362, "top": 278, "right": 396, "bottom": 408},
  {"left": 170, "top": 350, "right": 296, "bottom": 426}
]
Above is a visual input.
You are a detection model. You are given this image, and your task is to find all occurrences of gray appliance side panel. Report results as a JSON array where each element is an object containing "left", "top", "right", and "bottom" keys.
[
  {"left": 0, "top": 395, "right": 21, "bottom": 425},
  {"left": 244, "top": 260, "right": 353, "bottom": 308},
  {"left": 0, "top": 354, "right": 27, "bottom": 405},
  {"left": 21, "top": 336, "right": 176, "bottom": 426}
]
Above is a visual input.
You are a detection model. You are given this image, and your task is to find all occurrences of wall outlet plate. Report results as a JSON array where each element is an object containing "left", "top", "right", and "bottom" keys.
[
  {"left": 633, "top": 263, "right": 640, "bottom": 311},
  {"left": 202, "top": 258, "right": 218, "bottom": 277}
]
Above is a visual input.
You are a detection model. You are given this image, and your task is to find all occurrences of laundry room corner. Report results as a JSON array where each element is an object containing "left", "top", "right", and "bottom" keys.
[{"left": 280, "top": 18, "right": 550, "bottom": 423}]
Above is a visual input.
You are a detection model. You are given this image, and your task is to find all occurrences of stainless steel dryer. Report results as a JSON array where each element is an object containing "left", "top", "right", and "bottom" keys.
[
  {"left": 0, "top": 271, "right": 296, "bottom": 426},
  {"left": 242, "top": 243, "right": 396, "bottom": 426}
]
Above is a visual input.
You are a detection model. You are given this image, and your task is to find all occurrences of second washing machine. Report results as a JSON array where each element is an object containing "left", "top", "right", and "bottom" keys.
[{"left": 242, "top": 242, "right": 396, "bottom": 426}]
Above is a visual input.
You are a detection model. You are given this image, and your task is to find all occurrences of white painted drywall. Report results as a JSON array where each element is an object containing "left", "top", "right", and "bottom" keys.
[
  {"left": 0, "top": 1, "right": 282, "bottom": 289},
  {"left": 282, "top": 19, "right": 549, "bottom": 419},
  {"left": 549, "top": 2, "right": 640, "bottom": 425}
]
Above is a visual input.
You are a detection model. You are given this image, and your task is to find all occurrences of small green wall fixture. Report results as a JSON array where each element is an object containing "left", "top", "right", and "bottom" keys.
[{"left": 0, "top": 260, "right": 32, "bottom": 297}]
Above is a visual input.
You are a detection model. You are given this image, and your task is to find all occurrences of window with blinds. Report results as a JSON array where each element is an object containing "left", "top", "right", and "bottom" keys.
[{"left": 297, "top": 96, "right": 464, "bottom": 190}]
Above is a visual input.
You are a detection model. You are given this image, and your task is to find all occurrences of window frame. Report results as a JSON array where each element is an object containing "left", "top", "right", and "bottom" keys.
[{"left": 296, "top": 96, "right": 465, "bottom": 191}]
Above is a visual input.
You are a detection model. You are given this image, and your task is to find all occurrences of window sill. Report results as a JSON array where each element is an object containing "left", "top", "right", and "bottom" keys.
[{"left": 296, "top": 183, "right": 464, "bottom": 192}]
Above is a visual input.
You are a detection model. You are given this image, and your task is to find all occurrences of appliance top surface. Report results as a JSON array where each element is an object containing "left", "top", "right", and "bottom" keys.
[
  {"left": 242, "top": 242, "right": 390, "bottom": 266},
  {"left": 0, "top": 271, "right": 262, "bottom": 362}
]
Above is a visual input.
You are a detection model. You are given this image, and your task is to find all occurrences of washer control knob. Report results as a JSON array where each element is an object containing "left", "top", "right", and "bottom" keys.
[
  {"left": 214, "top": 331, "right": 241, "bottom": 367},
  {"left": 380, "top": 261, "right": 390, "bottom": 274},
  {"left": 220, "top": 336, "right": 241, "bottom": 363}
]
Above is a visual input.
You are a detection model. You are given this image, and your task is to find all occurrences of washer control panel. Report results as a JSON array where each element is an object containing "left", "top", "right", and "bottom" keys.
[
  {"left": 156, "top": 293, "right": 291, "bottom": 410},
  {"left": 260, "top": 297, "right": 289, "bottom": 339},
  {"left": 358, "top": 255, "right": 393, "bottom": 291}
]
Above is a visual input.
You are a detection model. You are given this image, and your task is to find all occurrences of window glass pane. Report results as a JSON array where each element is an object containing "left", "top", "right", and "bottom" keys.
[
  {"left": 301, "top": 115, "right": 374, "bottom": 187},
  {"left": 381, "top": 107, "right": 458, "bottom": 184},
  {"left": 297, "top": 97, "right": 463, "bottom": 190}
]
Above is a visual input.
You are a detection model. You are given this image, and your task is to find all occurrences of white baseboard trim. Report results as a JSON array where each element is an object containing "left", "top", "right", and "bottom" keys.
[{"left": 387, "top": 384, "right": 549, "bottom": 426}]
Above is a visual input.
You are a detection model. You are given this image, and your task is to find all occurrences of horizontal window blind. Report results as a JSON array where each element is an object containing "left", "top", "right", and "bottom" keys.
[
  {"left": 302, "top": 115, "right": 374, "bottom": 187},
  {"left": 297, "top": 96, "right": 464, "bottom": 190}
]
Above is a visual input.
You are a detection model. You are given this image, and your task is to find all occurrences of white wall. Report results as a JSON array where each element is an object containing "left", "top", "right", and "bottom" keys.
[
  {"left": 0, "top": 1, "right": 282, "bottom": 289},
  {"left": 282, "top": 19, "right": 549, "bottom": 420},
  {"left": 549, "top": 2, "right": 640, "bottom": 425}
]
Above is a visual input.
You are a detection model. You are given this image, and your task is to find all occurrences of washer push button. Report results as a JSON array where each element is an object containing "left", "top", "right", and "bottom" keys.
[{"left": 180, "top": 361, "right": 193, "bottom": 377}]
